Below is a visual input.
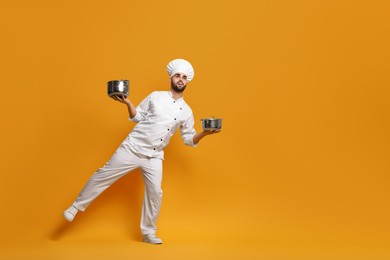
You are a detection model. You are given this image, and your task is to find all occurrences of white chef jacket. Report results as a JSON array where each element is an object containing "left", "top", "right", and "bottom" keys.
[{"left": 126, "top": 91, "right": 197, "bottom": 159}]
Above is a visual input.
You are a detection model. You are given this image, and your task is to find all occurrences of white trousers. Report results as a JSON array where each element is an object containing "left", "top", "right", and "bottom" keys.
[{"left": 72, "top": 142, "right": 163, "bottom": 235}]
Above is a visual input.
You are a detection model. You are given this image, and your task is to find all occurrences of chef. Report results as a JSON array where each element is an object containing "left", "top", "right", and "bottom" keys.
[{"left": 63, "top": 59, "right": 221, "bottom": 244}]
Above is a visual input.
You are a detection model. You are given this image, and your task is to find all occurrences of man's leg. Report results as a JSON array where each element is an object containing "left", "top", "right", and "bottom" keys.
[
  {"left": 64, "top": 144, "right": 141, "bottom": 221},
  {"left": 140, "top": 158, "right": 163, "bottom": 243}
]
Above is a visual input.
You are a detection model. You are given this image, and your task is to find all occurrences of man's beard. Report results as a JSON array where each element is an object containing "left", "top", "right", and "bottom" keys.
[{"left": 171, "top": 81, "right": 187, "bottom": 93}]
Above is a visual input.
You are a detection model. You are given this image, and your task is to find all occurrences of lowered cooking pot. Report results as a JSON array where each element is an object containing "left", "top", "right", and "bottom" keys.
[
  {"left": 107, "top": 80, "right": 130, "bottom": 98},
  {"left": 201, "top": 117, "right": 223, "bottom": 131}
]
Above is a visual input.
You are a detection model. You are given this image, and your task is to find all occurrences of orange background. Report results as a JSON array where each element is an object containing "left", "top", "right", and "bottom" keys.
[{"left": 1, "top": 0, "right": 389, "bottom": 259}]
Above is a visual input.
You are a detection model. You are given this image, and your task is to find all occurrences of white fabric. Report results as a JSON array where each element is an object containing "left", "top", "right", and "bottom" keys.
[
  {"left": 73, "top": 143, "right": 163, "bottom": 235},
  {"left": 63, "top": 206, "right": 78, "bottom": 222},
  {"left": 166, "top": 59, "right": 195, "bottom": 82},
  {"left": 129, "top": 91, "right": 197, "bottom": 159}
]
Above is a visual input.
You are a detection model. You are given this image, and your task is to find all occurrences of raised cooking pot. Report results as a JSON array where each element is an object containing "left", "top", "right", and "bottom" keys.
[
  {"left": 201, "top": 117, "right": 223, "bottom": 131},
  {"left": 107, "top": 80, "right": 129, "bottom": 98}
]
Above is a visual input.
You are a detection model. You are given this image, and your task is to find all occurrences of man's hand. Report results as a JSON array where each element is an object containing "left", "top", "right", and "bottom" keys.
[
  {"left": 193, "top": 129, "right": 222, "bottom": 145},
  {"left": 111, "top": 95, "right": 131, "bottom": 105},
  {"left": 203, "top": 129, "right": 222, "bottom": 135}
]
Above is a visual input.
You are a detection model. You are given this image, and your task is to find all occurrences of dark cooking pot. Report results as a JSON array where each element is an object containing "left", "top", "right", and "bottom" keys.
[
  {"left": 107, "top": 80, "right": 129, "bottom": 98},
  {"left": 201, "top": 117, "right": 223, "bottom": 131}
]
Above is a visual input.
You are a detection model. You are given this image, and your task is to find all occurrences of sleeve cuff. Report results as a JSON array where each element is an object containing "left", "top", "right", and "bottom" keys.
[
  {"left": 187, "top": 135, "right": 198, "bottom": 147},
  {"left": 129, "top": 110, "right": 141, "bottom": 122}
]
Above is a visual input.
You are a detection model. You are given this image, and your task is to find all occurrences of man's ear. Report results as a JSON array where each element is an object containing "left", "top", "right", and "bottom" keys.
[{"left": 168, "top": 77, "right": 171, "bottom": 83}]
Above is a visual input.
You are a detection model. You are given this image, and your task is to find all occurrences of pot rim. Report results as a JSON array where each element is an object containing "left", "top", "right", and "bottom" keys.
[
  {"left": 107, "top": 79, "right": 129, "bottom": 82},
  {"left": 200, "top": 118, "right": 223, "bottom": 121}
]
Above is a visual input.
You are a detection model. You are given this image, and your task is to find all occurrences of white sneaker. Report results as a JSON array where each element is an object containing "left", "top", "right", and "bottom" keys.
[
  {"left": 142, "top": 234, "right": 163, "bottom": 244},
  {"left": 63, "top": 205, "right": 78, "bottom": 222}
]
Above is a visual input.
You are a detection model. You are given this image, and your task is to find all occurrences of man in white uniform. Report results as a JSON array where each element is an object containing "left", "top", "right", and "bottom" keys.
[{"left": 63, "top": 59, "right": 220, "bottom": 244}]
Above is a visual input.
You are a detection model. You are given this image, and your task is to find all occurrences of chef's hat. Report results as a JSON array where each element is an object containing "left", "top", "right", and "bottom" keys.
[{"left": 166, "top": 59, "right": 195, "bottom": 82}]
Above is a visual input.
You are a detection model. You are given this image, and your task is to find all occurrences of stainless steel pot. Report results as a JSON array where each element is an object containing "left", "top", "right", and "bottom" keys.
[
  {"left": 201, "top": 117, "right": 223, "bottom": 131},
  {"left": 107, "top": 80, "right": 129, "bottom": 98}
]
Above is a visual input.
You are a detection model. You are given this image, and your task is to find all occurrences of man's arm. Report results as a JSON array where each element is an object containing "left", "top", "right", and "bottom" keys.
[
  {"left": 112, "top": 95, "right": 137, "bottom": 119},
  {"left": 180, "top": 112, "right": 222, "bottom": 146},
  {"left": 193, "top": 130, "right": 221, "bottom": 145}
]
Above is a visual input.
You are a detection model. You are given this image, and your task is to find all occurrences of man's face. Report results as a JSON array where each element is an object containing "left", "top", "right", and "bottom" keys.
[{"left": 170, "top": 73, "right": 188, "bottom": 93}]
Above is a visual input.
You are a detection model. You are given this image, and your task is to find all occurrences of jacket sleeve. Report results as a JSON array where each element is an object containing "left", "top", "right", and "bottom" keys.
[
  {"left": 180, "top": 112, "right": 197, "bottom": 147},
  {"left": 129, "top": 92, "right": 153, "bottom": 122}
]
